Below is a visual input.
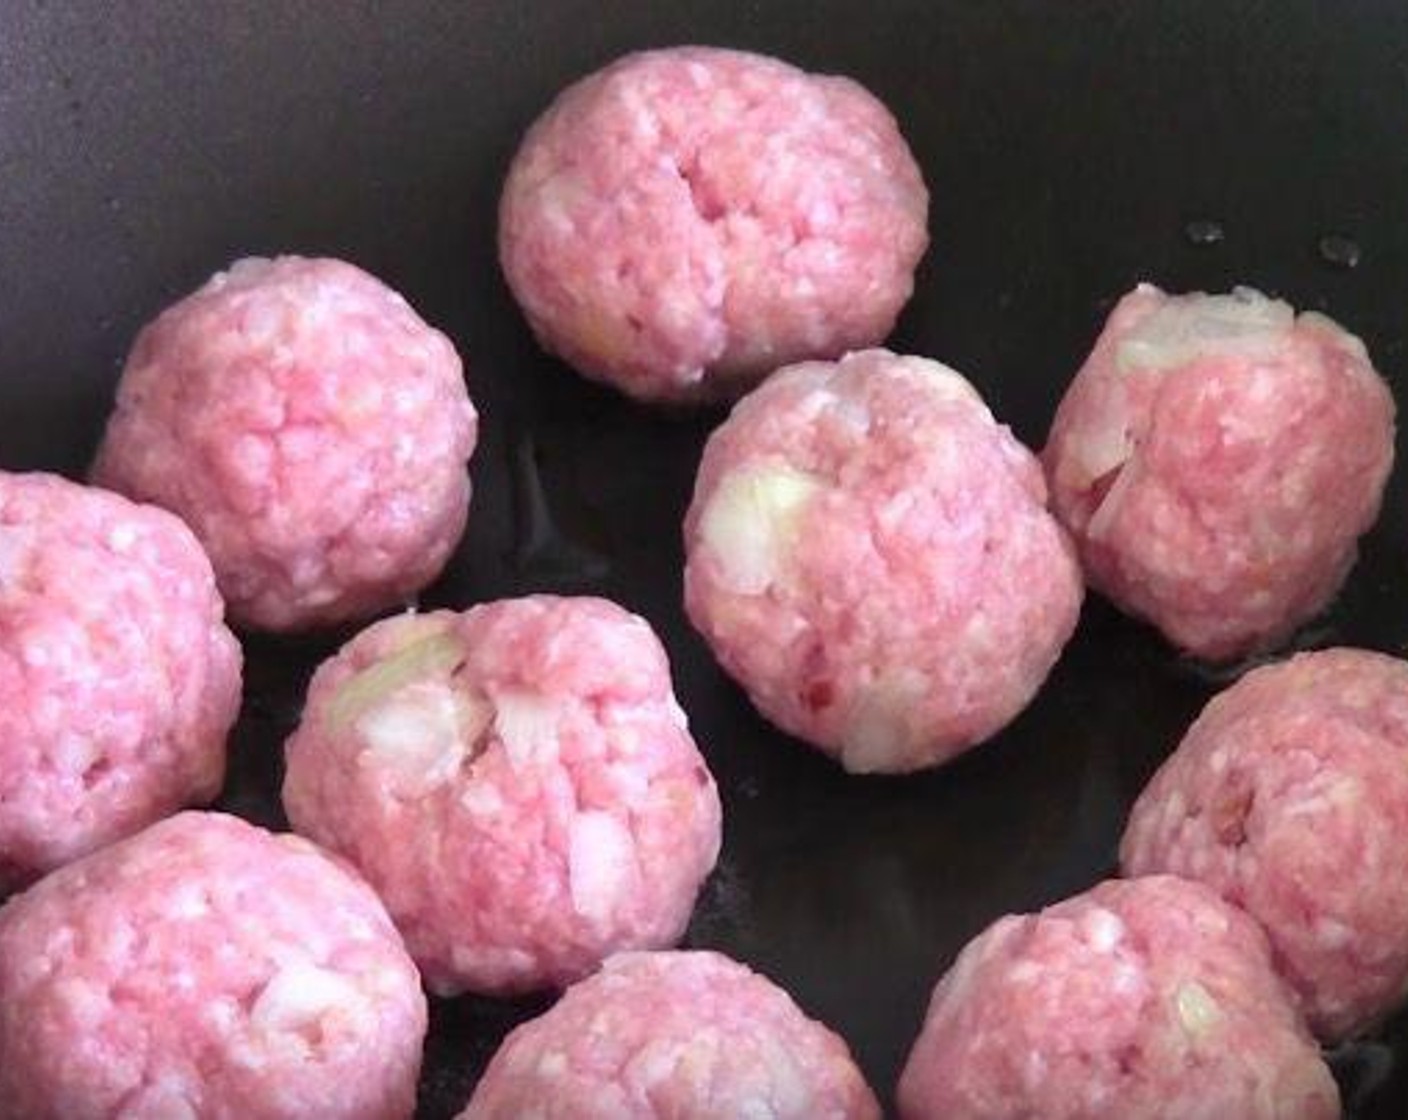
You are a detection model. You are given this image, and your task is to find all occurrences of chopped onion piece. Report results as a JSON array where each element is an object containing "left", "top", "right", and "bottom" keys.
[
  {"left": 327, "top": 625, "right": 463, "bottom": 731},
  {"left": 1175, "top": 980, "right": 1222, "bottom": 1037},
  {"left": 1116, "top": 287, "right": 1293, "bottom": 373},
  {"left": 697, "top": 465, "right": 823, "bottom": 595}
]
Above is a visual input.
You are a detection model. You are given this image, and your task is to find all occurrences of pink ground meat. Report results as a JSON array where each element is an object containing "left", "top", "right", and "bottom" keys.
[
  {"left": 282, "top": 595, "right": 722, "bottom": 996},
  {"left": 499, "top": 46, "right": 929, "bottom": 402},
  {"left": 1121, "top": 647, "right": 1408, "bottom": 1041},
  {"left": 92, "top": 255, "right": 478, "bottom": 632},
  {"left": 0, "top": 811, "right": 426, "bottom": 1119},
  {"left": 1043, "top": 284, "right": 1394, "bottom": 660},
  {"left": 683, "top": 349, "right": 1083, "bottom": 773},
  {"left": 0, "top": 471, "right": 241, "bottom": 890},
  {"left": 459, "top": 950, "right": 879, "bottom": 1119},
  {"left": 897, "top": 875, "right": 1338, "bottom": 1120}
]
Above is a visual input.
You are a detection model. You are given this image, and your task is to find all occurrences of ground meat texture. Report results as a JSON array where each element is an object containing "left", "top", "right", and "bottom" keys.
[
  {"left": 682, "top": 349, "right": 1083, "bottom": 774},
  {"left": 897, "top": 875, "right": 1338, "bottom": 1120},
  {"left": 92, "top": 255, "right": 477, "bottom": 632},
  {"left": 1121, "top": 648, "right": 1408, "bottom": 1042},
  {"left": 1043, "top": 284, "right": 1394, "bottom": 660},
  {"left": 458, "top": 950, "right": 878, "bottom": 1119},
  {"left": 0, "top": 811, "right": 426, "bottom": 1119},
  {"left": 0, "top": 471, "right": 241, "bottom": 891},
  {"left": 282, "top": 596, "right": 722, "bottom": 996},
  {"left": 499, "top": 46, "right": 929, "bottom": 403}
]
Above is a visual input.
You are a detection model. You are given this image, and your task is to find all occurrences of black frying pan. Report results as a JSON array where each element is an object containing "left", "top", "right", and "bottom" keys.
[{"left": 2, "top": 2, "right": 1406, "bottom": 1115}]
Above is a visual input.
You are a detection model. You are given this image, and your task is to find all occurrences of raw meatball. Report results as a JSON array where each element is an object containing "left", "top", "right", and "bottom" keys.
[
  {"left": 282, "top": 596, "right": 722, "bottom": 996},
  {"left": 897, "top": 875, "right": 1338, "bottom": 1120},
  {"left": 0, "top": 811, "right": 426, "bottom": 1119},
  {"left": 1122, "top": 647, "right": 1408, "bottom": 1041},
  {"left": 683, "top": 349, "right": 1083, "bottom": 773},
  {"left": 0, "top": 471, "right": 240, "bottom": 890},
  {"left": 92, "top": 255, "right": 478, "bottom": 632},
  {"left": 499, "top": 46, "right": 929, "bottom": 402},
  {"left": 1043, "top": 284, "right": 1394, "bottom": 660},
  {"left": 459, "top": 950, "right": 879, "bottom": 1119}
]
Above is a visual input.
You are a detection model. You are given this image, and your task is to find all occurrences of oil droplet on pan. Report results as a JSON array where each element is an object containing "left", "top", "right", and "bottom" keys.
[
  {"left": 1184, "top": 218, "right": 1225, "bottom": 246},
  {"left": 1318, "top": 234, "right": 1362, "bottom": 270}
]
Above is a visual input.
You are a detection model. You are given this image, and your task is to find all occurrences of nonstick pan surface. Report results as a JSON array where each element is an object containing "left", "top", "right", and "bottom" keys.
[{"left": 2, "top": 2, "right": 1407, "bottom": 1115}]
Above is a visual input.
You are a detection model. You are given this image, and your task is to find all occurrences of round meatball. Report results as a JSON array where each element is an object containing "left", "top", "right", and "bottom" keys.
[
  {"left": 1122, "top": 647, "right": 1408, "bottom": 1041},
  {"left": 0, "top": 811, "right": 426, "bottom": 1119},
  {"left": 897, "top": 876, "right": 1338, "bottom": 1120},
  {"left": 92, "top": 255, "right": 478, "bottom": 632},
  {"left": 0, "top": 471, "right": 240, "bottom": 890},
  {"left": 459, "top": 950, "right": 878, "bottom": 1119},
  {"left": 683, "top": 349, "right": 1083, "bottom": 773},
  {"left": 499, "top": 46, "right": 929, "bottom": 402},
  {"left": 1043, "top": 284, "right": 1394, "bottom": 660},
  {"left": 282, "top": 596, "right": 722, "bottom": 996}
]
